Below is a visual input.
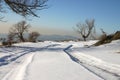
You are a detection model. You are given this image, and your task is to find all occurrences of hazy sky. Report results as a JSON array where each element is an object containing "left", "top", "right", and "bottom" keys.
[{"left": 0, "top": 0, "right": 120, "bottom": 37}]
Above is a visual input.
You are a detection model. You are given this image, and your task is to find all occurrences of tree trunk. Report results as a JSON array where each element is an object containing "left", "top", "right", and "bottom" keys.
[
  {"left": 83, "top": 35, "right": 86, "bottom": 41},
  {"left": 83, "top": 38, "right": 86, "bottom": 41},
  {"left": 20, "top": 34, "right": 25, "bottom": 42}
]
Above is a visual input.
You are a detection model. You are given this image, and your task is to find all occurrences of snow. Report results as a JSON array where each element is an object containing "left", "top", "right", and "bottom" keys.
[
  {"left": 70, "top": 40, "right": 120, "bottom": 64},
  {"left": 67, "top": 51, "right": 120, "bottom": 80},
  {"left": 0, "top": 40, "right": 120, "bottom": 80},
  {"left": 66, "top": 40, "right": 120, "bottom": 80},
  {"left": 25, "top": 51, "right": 102, "bottom": 80},
  {"left": 1, "top": 53, "right": 35, "bottom": 80}
]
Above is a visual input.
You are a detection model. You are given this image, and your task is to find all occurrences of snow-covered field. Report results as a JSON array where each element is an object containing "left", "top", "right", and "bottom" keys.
[{"left": 0, "top": 40, "right": 120, "bottom": 80}]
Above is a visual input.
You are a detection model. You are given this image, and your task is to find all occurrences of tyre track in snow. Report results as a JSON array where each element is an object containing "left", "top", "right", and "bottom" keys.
[
  {"left": 24, "top": 44, "right": 103, "bottom": 80},
  {"left": 64, "top": 45, "right": 120, "bottom": 80},
  {"left": 1, "top": 43, "right": 119, "bottom": 80},
  {"left": 1, "top": 52, "right": 35, "bottom": 80},
  {"left": 0, "top": 43, "right": 63, "bottom": 80}
]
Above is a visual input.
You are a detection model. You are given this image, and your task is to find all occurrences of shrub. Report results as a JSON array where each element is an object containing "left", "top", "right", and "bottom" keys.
[
  {"left": 29, "top": 31, "right": 40, "bottom": 42},
  {"left": 2, "top": 41, "right": 12, "bottom": 47},
  {"left": 94, "top": 31, "right": 120, "bottom": 46},
  {"left": 112, "top": 31, "right": 120, "bottom": 40}
]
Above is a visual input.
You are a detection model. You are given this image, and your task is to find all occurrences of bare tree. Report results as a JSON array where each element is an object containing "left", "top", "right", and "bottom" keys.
[
  {"left": 99, "top": 28, "right": 107, "bottom": 40},
  {"left": 7, "top": 32, "right": 15, "bottom": 42},
  {"left": 0, "top": 0, "right": 48, "bottom": 18},
  {"left": 9, "top": 20, "right": 30, "bottom": 42},
  {"left": 100, "top": 28, "right": 106, "bottom": 36},
  {"left": 29, "top": 31, "right": 40, "bottom": 42},
  {"left": 75, "top": 19, "right": 95, "bottom": 41}
]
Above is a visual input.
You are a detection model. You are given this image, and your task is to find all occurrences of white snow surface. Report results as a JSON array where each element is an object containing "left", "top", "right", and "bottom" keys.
[{"left": 0, "top": 40, "right": 120, "bottom": 80}]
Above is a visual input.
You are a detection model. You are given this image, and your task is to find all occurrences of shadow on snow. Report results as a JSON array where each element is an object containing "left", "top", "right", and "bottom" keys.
[{"left": 0, "top": 44, "right": 63, "bottom": 66}]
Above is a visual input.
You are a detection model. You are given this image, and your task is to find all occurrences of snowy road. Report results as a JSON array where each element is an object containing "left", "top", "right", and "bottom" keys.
[
  {"left": 24, "top": 51, "right": 102, "bottom": 80},
  {"left": 0, "top": 41, "right": 120, "bottom": 80},
  {"left": 0, "top": 42, "right": 103, "bottom": 80}
]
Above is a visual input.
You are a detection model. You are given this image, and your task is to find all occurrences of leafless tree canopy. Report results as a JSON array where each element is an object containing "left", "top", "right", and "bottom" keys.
[
  {"left": 9, "top": 20, "right": 30, "bottom": 42},
  {"left": 75, "top": 19, "right": 95, "bottom": 41},
  {"left": 0, "top": 0, "right": 48, "bottom": 17},
  {"left": 29, "top": 31, "right": 40, "bottom": 42}
]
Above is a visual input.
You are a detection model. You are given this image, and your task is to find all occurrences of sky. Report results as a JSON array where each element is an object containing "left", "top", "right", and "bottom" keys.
[{"left": 0, "top": 0, "right": 120, "bottom": 37}]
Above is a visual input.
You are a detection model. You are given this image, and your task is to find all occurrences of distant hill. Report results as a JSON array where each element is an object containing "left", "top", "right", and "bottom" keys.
[
  {"left": 0, "top": 34, "right": 79, "bottom": 41},
  {"left": 38, "top": 35, "right": 79, "bottom": 41},
  {"left": 0, "top": 34, "right": 7, "bottom": 38}
]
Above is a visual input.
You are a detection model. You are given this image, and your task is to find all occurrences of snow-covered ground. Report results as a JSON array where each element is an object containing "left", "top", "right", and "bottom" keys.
[{"left": 0, "top": 40, "right": 120, "bottom": 80}]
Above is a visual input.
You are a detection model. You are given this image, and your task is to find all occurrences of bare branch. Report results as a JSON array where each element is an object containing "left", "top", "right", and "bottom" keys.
[{"left": 4, "top": 0, "right": 48, "bottom": 17}]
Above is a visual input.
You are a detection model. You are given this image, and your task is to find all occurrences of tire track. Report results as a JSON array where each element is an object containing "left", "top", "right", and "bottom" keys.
[
  {"left": 64, "top": 45, "right": 120, "bottom": 80},
  {"left": 1, "top": 53, "right": 35, "bottom": 80}
]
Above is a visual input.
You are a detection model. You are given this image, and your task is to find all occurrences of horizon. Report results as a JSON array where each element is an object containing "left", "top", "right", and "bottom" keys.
[{"left": 0, "top": 33, "right": 80, "bottom": 41}]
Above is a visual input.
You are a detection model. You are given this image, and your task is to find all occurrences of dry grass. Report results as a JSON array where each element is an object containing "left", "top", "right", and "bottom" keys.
[
  {"left": 117, "top": 51, "right": 120, "bottom": 54},
  {"left": 94, "top": 31, "right": 120, "bottom": 46}
]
